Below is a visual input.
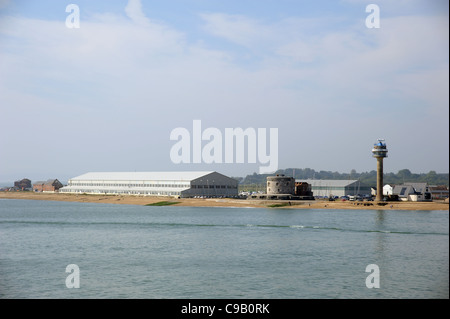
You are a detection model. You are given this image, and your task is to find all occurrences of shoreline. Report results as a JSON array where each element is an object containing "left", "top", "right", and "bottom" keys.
[{"left": 0, "top": 192, "right": 448, "bottom": 211}]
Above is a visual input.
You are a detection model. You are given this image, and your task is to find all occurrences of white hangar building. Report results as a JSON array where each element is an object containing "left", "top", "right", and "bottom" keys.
[
  {"left": 299, "top": 179, "right": 372, "bottom": 198},
  {"left": 59, "top": 171, "right": 238, "bottom": 198}
]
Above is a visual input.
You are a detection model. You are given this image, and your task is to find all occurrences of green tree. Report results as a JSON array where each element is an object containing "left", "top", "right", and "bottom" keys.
[{"left": 397, "top": 169, "right": 412, "bottom": 181}]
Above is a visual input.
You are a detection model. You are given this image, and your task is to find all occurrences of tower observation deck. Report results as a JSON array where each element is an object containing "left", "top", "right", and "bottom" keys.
[
  {"left": 372, "top": 139, "right": 388, "bottom": 201},
  {"left": 372, "top": 139, "right": 388, "bottom": 158}
]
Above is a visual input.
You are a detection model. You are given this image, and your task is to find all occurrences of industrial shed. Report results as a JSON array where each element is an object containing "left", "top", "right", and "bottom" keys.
[
  {"left": 59, "top": 171, "right": 238, "bottom": 198},
  {"left": 300, "top": 179, "right": 371, "bottom": 197}
]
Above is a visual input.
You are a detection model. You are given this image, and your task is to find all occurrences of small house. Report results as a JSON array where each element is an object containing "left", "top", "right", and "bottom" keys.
[{"left": 393, "top": 183, "right": 432, "bottom": 201}]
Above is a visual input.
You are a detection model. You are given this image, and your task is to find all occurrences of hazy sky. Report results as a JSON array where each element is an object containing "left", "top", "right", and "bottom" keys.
[{"left": 0, "top": 0, "right": 448, "bottom": 182}]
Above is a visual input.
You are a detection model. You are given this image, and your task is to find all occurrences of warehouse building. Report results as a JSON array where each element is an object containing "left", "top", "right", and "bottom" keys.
[
  {"left": 301, "top": 179, "right": 371, "bottom": 198},
  {"left": 59, "top": 171, "right": 238, "bottom": 198}
]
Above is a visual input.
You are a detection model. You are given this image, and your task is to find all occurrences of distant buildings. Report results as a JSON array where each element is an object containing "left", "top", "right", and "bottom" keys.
[
  {"left": 33, "top": 179, "right": 64, "bottom": 193},
  {"left": 3, "top": 172, "right": 448, "bottom": 202},
  {"left": 262, "top": 178, "right": 447, "bottom": 201},
  {"left": 371, "top": 182, "right": 448, "bottom": 201},
  {"left": 1, "top": 177, "right": 63, "bottom": 192},
  {"left": 248, "top": 176, "right": 372, "bottom": 200},
  {"left": 391, "top": 182, "right": 448, "bottom": 202}
]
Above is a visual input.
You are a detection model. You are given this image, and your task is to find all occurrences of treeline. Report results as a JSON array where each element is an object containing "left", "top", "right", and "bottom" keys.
[{"left": 235, "top": 168, "right": 449, "bottom": 187}]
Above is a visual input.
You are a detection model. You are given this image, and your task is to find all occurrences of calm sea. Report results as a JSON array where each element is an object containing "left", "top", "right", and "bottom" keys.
[{"left": 0, "top": 199, "right": 448, "bottom": 299}]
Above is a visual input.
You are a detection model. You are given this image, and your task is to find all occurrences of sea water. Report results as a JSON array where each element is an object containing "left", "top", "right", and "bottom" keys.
[{"left": 0, "top": 199, "right": 448, "bottom": 299}]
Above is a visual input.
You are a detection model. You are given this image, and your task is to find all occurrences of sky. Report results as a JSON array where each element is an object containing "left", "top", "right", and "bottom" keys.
[{"left": 0, "top": 0, "right": 448, "bottom": 182}]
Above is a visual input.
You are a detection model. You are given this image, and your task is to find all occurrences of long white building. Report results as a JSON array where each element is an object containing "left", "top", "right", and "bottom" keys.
[
  {"left": 59, "top": 171, "right": 238, "bottom": 198},
  {"left": 298, "top": 179, "right": 371, "bottom": 197}
]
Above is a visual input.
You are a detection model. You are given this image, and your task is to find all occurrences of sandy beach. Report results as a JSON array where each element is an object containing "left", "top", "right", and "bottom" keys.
[{"left": 0, "top": 191, "right": 448, "bottom": 210}]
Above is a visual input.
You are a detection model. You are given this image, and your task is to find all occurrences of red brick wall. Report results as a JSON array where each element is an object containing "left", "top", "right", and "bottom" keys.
[
  {"left": 33, "top": 184, "right": 44, "bottom": 192},
  {"left": 33, "top": 184, "right": 57, "bottom": 192},
  {"left": 43, "top": 184, "right": 57, "bottom": 192}
]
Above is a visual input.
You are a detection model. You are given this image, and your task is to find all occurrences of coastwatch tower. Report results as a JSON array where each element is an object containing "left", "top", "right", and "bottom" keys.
[{"left": 372, "top": 139, "right": 388, "bottom": 201}]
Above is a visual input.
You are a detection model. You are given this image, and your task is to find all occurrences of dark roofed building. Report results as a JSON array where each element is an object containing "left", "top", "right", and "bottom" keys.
[
  {"left": 393, "top": 184, "right": 415, "bottom": 200},
  {"left": 14, "top": 178, "right": 32, "bottom": 190},
  {"left": 393, "top": 183, "right": 432, "bottom": 201}
]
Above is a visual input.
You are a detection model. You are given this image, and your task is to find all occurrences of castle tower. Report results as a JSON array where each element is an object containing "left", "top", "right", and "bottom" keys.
[
  {"left": 372, "top": 139, "right": 388, "bottom": 201},
  {"left": 267, "top": 174, "right": 295, "bottom": 195}
]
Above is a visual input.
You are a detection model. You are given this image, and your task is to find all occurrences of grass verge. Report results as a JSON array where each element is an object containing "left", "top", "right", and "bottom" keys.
[
  {"left": 145, "top": 201, "right": 180, "bottom": 206},
  {"left": 267, "top": 203, "right": 290, "bottom": 208}
]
